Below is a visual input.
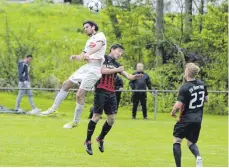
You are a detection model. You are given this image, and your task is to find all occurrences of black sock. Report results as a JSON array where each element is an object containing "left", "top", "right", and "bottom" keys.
[
  {"left": 98, "top": 121, "right": 112, "bottom": 140},
  {"left": 86, "top": 120, "right": 97, "bottom": 142},
  {"left": 189, "top": 144, "right": 200, "bottom": 158},
  {"left": 173, "top": 143, "right": 181, "bottom": 167}
]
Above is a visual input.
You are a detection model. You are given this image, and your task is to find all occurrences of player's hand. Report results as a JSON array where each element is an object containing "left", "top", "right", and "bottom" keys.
[
  {"left": 133, "top": 74, "right": 144, "bottom": 79},
  {"left": 69, "top": 55, "right": 81, "bottom": 60},
  {"left": 83, "top": 53, "right": 90, "bottom": 60},
  {"left": 116, "top": 66, "right": 124, "bottom": 72},
  {"left": 171, "top": 112, "right": 177, "bottom": 118}
]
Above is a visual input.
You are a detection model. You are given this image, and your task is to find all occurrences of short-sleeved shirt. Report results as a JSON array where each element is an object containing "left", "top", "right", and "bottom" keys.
[
  {"left": 177, "top": 80, "right": 208, "bottom": 123},
  {"left": 95, "top": 55, "right": 121, "bottom": 92},
  {"left": 83, "top": 32, "right": 107, "bottom": 61}
]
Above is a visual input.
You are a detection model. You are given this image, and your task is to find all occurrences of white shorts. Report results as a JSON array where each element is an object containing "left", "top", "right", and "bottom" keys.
[{"left": 69, "top": 64, "right": 102, "bottom": 91}]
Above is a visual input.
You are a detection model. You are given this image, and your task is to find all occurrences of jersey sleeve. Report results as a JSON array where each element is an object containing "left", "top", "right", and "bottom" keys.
[
  {"left": 95, "top": 32, "right": 106, "bottom": 45},
  {"left": 177, "top": 85, "right": 187, "bottom": 103}
]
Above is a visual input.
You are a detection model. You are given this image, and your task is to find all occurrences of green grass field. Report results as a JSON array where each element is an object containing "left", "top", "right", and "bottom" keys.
[{"left": 0, "top": 92, "right": 228, "bottom": 167}]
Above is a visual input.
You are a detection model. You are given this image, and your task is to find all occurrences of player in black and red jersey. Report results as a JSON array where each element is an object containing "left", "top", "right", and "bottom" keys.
[
  {"left": 171, "top": 63, "right": 208, "bottom": 167},
  {"left": 84, "top": 44, "right": 143, "bottom": 155}
]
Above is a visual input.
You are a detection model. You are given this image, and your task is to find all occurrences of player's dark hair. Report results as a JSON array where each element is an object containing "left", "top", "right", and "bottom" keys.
[
  {"left": 25, "top": 54, "right": 33, "bottom": 58},
  {"left": 109, "top": 44, "right": 124, "bottom": 52},
  {"left": 83, "top": 20, "right": 99, "bottom": 31}
]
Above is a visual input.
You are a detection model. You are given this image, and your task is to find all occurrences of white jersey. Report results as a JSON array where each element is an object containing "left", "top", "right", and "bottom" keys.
[{"left": 83, "top": 32, "right": 107, "bottom": 61}]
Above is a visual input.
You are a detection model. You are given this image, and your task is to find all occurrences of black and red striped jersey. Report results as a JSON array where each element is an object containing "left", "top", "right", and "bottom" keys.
[{"left": 96, "top": 55, "right": 121, "bottom": 92}]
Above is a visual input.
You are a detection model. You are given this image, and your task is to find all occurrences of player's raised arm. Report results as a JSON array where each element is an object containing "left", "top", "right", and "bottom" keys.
[{"left": 121, "top": 71, "right": 144, "bottom": 80}]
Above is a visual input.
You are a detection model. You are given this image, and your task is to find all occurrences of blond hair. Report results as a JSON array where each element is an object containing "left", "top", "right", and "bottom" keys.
[{"left": 186, "top": 63, "right": 200, "bottom": 78}]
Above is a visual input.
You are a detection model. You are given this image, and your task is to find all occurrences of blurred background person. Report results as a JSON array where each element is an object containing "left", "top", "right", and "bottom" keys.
[
  {"left": 15, "top": 54, "right": 40, "bottom": 114},
  {"left": 129, "top": 63, "right": 152, "bottom": 120}
]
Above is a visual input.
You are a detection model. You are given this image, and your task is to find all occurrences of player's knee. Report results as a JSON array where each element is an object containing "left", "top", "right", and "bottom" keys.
[
  {"left": 92, "top": 114, "right": 101, "bottom": 123},
  {"left": 187, "top": 140, "right": 193, "bottom": 147},
  {"left": 107, "top": 115, "right": 115, "bottom": 126},
  {"left": 173, "top": 137, "right": 182, "bottom": 144},
  {"left": 62, "top": 80, "right": 72, "bottom": 91},
  {"left": 76, "top": 93, "right": 84, "bottom": 102}
]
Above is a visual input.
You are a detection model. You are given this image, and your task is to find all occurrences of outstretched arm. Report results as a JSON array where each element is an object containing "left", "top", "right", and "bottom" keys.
[
  {"left": 101, "top": 65, "right": 124, "bottom": 75},
  {"left": 121, "top": 71, "right": 143, "bottom": 80}
]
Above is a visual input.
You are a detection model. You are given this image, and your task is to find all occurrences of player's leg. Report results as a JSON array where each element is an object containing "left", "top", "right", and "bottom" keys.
[
  {"left": 140, "top": 93, "right": 147, "bottom": 119},
  {"left": 173, "top": 122, "right": 186, "bottom": 167},
  {"left": 84, "top": 91, "right": 105, "bottom": 155},
  {"left": 85, "top": 113, "right": 102, "bottom": 155},
  {"left": 132, "top": 93, "right": 139, "bottom": 119},
  {"left": 88, "top": 106, "right": 94, "bottom": 119},
  {"left": 64, "top": 67, "right": 102, "bottom": 128},
  {"left": 173, "top": 137, "right": 183, "bottom": 167},
  {"left": 41, "top": 80, "right": 74, "bottom": 115},
  {"left": 186, "top": 123, "right": 202, "bottom": 167},
  {"left": 63, "top": 88, "right": 86, "bottom": 129},
  {"left": 96, "top": 93, "right": 117, "bottom": 153},
  {"left": 15, "top": 82, "right": 26, "bottom": 111},
  {"left": 96, "top": 114, "right": 115, "bottom": 153}
]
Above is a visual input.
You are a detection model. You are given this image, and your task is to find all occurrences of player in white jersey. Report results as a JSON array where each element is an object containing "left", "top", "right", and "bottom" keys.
[{"left": 41, "top": 21, "right": 106, "bottom": 129}]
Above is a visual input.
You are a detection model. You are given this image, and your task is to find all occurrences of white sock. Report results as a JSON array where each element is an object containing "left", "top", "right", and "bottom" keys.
[
  {"left": 52, "top": 89, "right": 68, "bottom": 110},
  {"left": 73, "top": 103, "right": 85, "bottom": 123}
]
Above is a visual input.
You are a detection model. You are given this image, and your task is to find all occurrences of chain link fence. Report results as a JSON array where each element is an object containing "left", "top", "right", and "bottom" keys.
[{"left": 0, "top": 87, "right": 228, "bottom": 119}]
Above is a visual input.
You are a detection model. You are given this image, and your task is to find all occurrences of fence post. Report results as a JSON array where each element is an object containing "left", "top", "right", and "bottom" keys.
[{"left": 153, "top": 90, "right": 158, "bottom": 121}]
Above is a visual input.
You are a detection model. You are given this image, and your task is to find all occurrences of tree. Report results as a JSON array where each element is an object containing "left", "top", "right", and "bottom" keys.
[
  {"left": 106, "top": 0, "right": 122, "bottom": 39},
  {"left": 184, "top": 0, "right": 192, "bottom": 42},
  {"left": 155, "top": 0, "right": 164, "bottom": 65},
  {"left": 199, "top": 0, "right": 204, "bottom": 33}
]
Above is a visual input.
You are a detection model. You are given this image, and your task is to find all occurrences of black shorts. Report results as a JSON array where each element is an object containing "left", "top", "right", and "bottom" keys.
[
  {"left": 93, "top": 89, "right": 117, "bottom": 115},
  {"left": 173, "top": 122, "right": 201, "bottom": 144}
]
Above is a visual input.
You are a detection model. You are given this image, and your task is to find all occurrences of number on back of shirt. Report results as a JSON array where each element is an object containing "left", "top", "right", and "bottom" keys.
[{"left": 189, "top": 91, "right": 205, "bottom": 109}]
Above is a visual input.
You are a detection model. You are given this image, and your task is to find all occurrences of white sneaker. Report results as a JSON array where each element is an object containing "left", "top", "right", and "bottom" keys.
[
  {"left": 15, "top": 108, "right": 25, "bottom": 113},
  {"left": 27, "top": 108, "right": 41, "bottom": 115},
  {"left": 63, "top": 121, "right": 78, "bottom": 129},
  {"left": 196, "top": 156, "right": 203, "bottom": 167},
  {"left": 40, "top": 107, "right": 56, "bottom": 116}
]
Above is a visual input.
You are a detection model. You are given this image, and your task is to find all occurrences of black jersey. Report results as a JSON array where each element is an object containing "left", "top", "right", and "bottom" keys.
[
  {"left": 177, "top": 80, "right": 208, "bottom": 123},
  {"left": 96, "top": 55, "right": 121, "bottom": 92}
]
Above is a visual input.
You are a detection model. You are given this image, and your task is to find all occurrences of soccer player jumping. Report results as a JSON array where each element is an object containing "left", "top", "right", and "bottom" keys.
[
  {"left": 41, "top": 21, "right": 106, "bottom": 129},
  {"left": 171, "top": 63, "right": 208, "bottom": 167},
  {"left": 84, "top": 44, "right": 143, "bottom": 155}
]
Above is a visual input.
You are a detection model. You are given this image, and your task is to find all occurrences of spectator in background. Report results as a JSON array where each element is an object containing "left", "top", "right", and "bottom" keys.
[
  {"left": 88, "top": 75, "right": 124, "bottom": 119},
  {"left": 129, "top": 63, "right": 152, "bottom": 120},
  {"left": 15, "top": 54, "right": 40, "bottom": 114}
]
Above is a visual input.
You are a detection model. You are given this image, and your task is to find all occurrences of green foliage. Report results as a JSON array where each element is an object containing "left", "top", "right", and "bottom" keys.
[{"left": 0, "top": 2, "right": 227, "bottom": 115}]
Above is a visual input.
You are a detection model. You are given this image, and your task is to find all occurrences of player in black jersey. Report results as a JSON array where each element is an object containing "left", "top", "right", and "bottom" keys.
[
  {"left": 171, "top": 63, "right": 208, "bottom": 167},
  {"left": 84, "top": 44, "right": 143, "bottom": 155}
]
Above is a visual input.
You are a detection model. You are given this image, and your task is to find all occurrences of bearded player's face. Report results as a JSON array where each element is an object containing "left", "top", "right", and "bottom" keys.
[
  {"left": 112, "top": 48, "right": 123, "bottom": 59},
  {"left": 83, "top": 23, "right": 95, "bottom": 36}
]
